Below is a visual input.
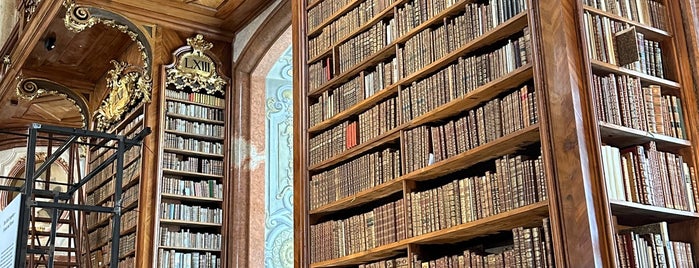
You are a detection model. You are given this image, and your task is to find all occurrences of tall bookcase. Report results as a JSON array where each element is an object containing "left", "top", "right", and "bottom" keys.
[
  {"left": 154, "top": 35, "right": 229, "bottom": 268},
  {"left": 293, "top": 0, "right": 699, "bottom": 267},
  {"left": 84, "top": 103, "right": 145, "bottom": 268}
]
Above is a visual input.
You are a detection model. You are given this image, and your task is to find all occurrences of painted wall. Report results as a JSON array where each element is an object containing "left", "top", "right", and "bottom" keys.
[{"left": 263, "top": 46, "right": 293, "bottom": 268}]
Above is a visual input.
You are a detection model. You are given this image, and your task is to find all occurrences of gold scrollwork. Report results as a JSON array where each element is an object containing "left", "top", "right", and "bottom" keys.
[
  {"left": 167, "top": 35, "right": 226, "bottom": 95},
  {"left": 15, "top": 78, "right": 88, "bottom": 128},
  {"left": 24, "top": 0, "right": 42, "bottom": 22},
  {"left": 94, "top": 61, "right": 152, "bottom": 131}
]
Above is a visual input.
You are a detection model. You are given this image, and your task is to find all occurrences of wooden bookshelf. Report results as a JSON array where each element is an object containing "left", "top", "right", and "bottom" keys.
[
  {"left": 598, "top": 121, "right": 691, "bottom": 150},
  {"left": 155, "top": 37, "right": 230, "bottom": 268},
  {"left": 582, "top": 5, "right": 672, "bottom": 40},
  {"left": 590, "top": 59, "right": 680, "bottom": 89},
  {"left": 610, "top": 200, "right": 699, "bottom": 224}
]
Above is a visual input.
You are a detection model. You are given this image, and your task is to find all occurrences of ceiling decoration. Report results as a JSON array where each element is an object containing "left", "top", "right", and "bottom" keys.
[
  {"left": 62, "top": 0, "right": 153, "bottom": 79},
  {"left": 24, "top": 0, "right": 42, "bottom": 22},
  {"left": 15, "top": 77, "right": 89, "bottom": 128},
  {"left": 166, "top": 34, "right": 227, "bottom": 95},
  {"left": 94, "top": 61, "right": 151, "bottom": 131}
]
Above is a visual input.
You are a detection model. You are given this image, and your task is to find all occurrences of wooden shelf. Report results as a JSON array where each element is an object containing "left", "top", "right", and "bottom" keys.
[
  {"left": 403, "top": 124, "right": 541, "bottom": 182},
  {"left": 88, "top": 216, "right": 112, "bottom": 233},
  {"left": 408, "top": 64, "right": 534, "bottom": 128},
  {"left": 162, "top": 169, "right": 223, "bottom": 180},
  {"left": 590, "top": 60, "right": 680, "bottom": 89},
  {"left": 164, "top": 130, "right": 224, "bottom": 142},
  {"left": 166, "top": 97, "right": 224, "bottom": 110},
  {"left": 121, "top": 225, "right": 137, "bottom": 236},
  {"left": 158, "top": 246, "right": 221, "bottom": 252},
  {"left": 307, "top": 14, "right": 530, "bottom": 134},
  {"left": 598, "top": 122, "right": 691, "bottom": 151},
  {"left": 308, "top": 0, "right": 404, "bottom": 62},
  {"left": 166, "top": 112, "right": 224, "bottom": 125},
  {"left": 582, "top": 6, "right": 671, "bottom": 40},
  {"left": 610, "top": 200, "right": 699, "bottom": 225},
  {"left": 309, "top": 126, "right": 402, "bottom": 171},
  {"left": 161, "top": 193, "right": 223, "bottom": 203},
  {"left": 119, "top": 249, "right": 136, "bottom": 259},
  {"left": 164, "top": 147, "right": 224, "bottom": 158},
  {"left": 311, "top": 201, "right": 549, "bottom": 267},
  {"left": 159, "top": 219, "right": 222, "bottom": 228},
  {"left": 310, "top": 124, "right": 540, "bottom": 216},
  {"left": 91, "top": 239, "right": 110, "bottom": 252}
]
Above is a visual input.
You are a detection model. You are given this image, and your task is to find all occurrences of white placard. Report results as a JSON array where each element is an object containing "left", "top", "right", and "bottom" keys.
[{"left": 0, "top": 195, "right": 21, "bottom": 268}]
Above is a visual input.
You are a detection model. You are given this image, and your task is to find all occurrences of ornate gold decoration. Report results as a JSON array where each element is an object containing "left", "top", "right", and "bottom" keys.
[
  {"left": 3, "top": 55, "right": 10, "bottom": 65},
  {"left": 167, "top": 35, "right": 226, "bottom": 95},
  {"left": 15, "top": 77, "right": 88, "bottom": 128},
  {"left": 63, "top": 0, "right": 151, "bottom": 83},
  {"left": 94, "top": 61, "right": 152, "bottom": 131},
  {"left": 24, "top": 0, "right": 42, "bottom": 22}
]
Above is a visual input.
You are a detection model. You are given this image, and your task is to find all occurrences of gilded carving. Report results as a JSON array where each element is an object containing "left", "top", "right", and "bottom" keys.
[
  {"left": 24, "top": 0, "right": 42, "bottom": 22},
  {"left": 94, "top": 61, "right": 152, "bottom": 131},
  {"left": 15, "top": 78, "right": 88, "bottom": 128},
  {"left": 167, "top": 35, "right": 226, "bottom": 95}
]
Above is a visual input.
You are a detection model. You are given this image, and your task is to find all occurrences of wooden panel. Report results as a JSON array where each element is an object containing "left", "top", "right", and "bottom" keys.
[{"left": 590, "top": 59, "right": 681, "bottom": 89}]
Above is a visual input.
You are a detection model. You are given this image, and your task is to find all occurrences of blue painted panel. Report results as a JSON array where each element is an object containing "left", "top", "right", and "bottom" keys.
[{"left": 264, "top": 46, "right": 294, "bottom": 268}]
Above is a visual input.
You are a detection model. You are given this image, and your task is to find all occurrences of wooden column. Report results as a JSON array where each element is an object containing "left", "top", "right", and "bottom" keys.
[
  {"left": 532, "top": 0, "right": 615, "bottom": 266},
  {"left": 292, "top": 0, "right": 309, "bottom": 267}
]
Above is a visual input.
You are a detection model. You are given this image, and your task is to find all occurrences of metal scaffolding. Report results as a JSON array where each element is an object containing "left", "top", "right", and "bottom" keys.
[{"left": 0, "top": 123, "right": 149, "bottom": 268}]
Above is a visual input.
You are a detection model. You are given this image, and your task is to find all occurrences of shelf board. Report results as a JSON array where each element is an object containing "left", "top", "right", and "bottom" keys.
[
  {"left": 307, "top": 14, "right": 530, "bottom": 134},
  {"left": 91, "top": 239, "right": 110, "bottom": 252},
  {"left": 311, "top": 201, "right": 549, "bottom": 267},
  {"left": 310, "top": 125, "right": 540, "bottom": 216},
  {"left": 308, "top": 0, "right": 404, "bottom": 61},
  {"left": 409, "top": 201, "right": 549, "bottom": 244},
  {"left": 165, "top": 112, "right": 225, "bottom": 125},
  {"left": 310, "top": 178, "right": 404, "bottom": 216},
  {"left": 408, "top": 64, "right": 534, "bottom": 128},
  {"left": 158, "top": 246, "right": 221, "bottom": 252},
  {"left": 163, "top": 147, "right": 224, "bottom": 158},
  {"left": 309, "top": 126, "right": 403, "bottom": 171},
  {"left": 590, "top": 60, "right": 680, "bottom": 89},
  {"left": 598, "top": 122, "right": 691, "bottom": 151},
  {"left": 119, "top": 249, "right": 136, "bottom": 259},
  {"left": 87, "top": 216, "right": 112, "bottom": 233},
  {"left": 582, "top": 6, "right": 671, "bottom": 40},
  {"left": 159, "top": 219, "right": 222, "bottom": 228},
  {"left": 610, "top": 200, "right": 699, "bottom": 225},
  {"left": 311, "top": 241, "right": 408, "bottom": 268},
  {"left": 404, "top": 124, "right": 541, "bottom": 182},
  {"left": 161, "top": 193, "right": 223, "bottom": 203},
  {"left": 121, "top": 225, "right": 137, "bottom": 236},
  {"left": 163, "top": 130, "right": 224, "bottom": 142},
  {"left": 166, "top": 97, "right": 224, "bottom": 110},
  {"left": 162, "top": 169, "right": 223, "bottom": 179}
]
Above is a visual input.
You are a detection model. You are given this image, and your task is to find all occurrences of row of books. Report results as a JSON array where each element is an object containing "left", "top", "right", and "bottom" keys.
[
  {"left": 408, "top": 154, "right": 546, "bottom": 236},
  {"left": 402, "top": 88, "right": 538, "bottom": 173},
  {"left": 358, "top": 96, "right": 398, "bottom": 143},
  {"left": 165, "top": 118, "right": 225, "bottom": 138},
  {"left": 164, "top": 133, "right": 224, "bottom": 155},
  {"left": 310, "top": 148, "right": 401, "bottom": 210},
  {"left": 337, "top": 17, "right": 396, "bottom": 74},
  {"left": 161, "top": 176, "right": 223, "bottom": 199},
  {"left": 311, "top": 199, "right": 406, "bottom": 262},
  {"left": 584, "top": 13, "right": 665, "bottom": 79},
  {"left": 88, "top": 209, "right": 139, "bottom": 250},
  {"left": 165, "top": 89, "right": 224, "bottom": 108},
  {"left": 397, "top": 3, "right": 528, "bottom": 78},
  {"left": 89, "top": 142, "right": 140, "bottom": 171},
  {"left": 583, "top": 0, "right": 668, "bottom": 30},
  {"left": 86, "top": 159, "right": 141, "bottom": 194},
  {"left": 308, "top": 0, "right": 395, "bottom": 59},
  {"left": 122, "top": 209, "right": 138, "bottom": 233},
  {"left": 307, "top": 0, "right": 351, "bottom": 30},
  {"left": 162, "top": 153, "right": 224, "bottom": 176},
  {"left": 309, "top": 122, "right": 347, "bottom": 165},
  {"left": 119, "top": 256, "right": 135, "bottom": 268},
  {"left": 122, "top": 186, "right": 139, "bottom": 209},
  {"left": 160, "top": 227, "right": 222, "bottom": 250},
  {"left": 120, "top": 113, "right": 145, "bottom": 137},
  {"left": 592, "top": 73, "right": 686, "bottom": 139},
  {"left": 359, "top": 257, "right": 409, "bottom": 268},
  {"left": 601, "top": 142, "right": 698, "bottom": 212},
  {"left": 166, "top": 101, "right": 224, "bottom": 122},
  {"left": 412, "top": 219, "right": 554, "bottom": 268},
  {"left": 309, "top": 57, "right": 399, "bottom": 128},
  {"left": 160, "top": 203, "right": 223, "bottom": 224},
  {"left": 399, "top": 29, "right": 531, "bottom": 124},
  {"left": 309, "top": 58, "right": 334, "bottom": 91},
  {"left": 158, "top": 250, "right": 221, "bottom": 268},
  {"left": 86, "top": 201, "right": 113, "bottom": 230},
  {"left": 395, "top": 0, "right": 458, "bottom": 38},
  {"left": 119, "top": 233, "right": 137, "bottom": 258},
  {"left": 615, "top": 222, "right": 695, "bottom": 268}
]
